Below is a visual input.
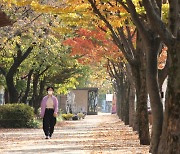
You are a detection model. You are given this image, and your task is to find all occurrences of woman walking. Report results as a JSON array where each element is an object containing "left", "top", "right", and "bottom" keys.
[{"left": 40, "top": 86, "right": 58, "bottom": 139}]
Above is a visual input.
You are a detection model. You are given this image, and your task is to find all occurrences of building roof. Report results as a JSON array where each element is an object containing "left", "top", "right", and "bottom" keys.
[{"left": 72, "top": 87, "right": 98, "bottom": 91}]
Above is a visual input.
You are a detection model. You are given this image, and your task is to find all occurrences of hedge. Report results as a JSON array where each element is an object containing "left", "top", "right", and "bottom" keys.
[{"left": 0, "top": 103, "right": 35, "bottom": 128}]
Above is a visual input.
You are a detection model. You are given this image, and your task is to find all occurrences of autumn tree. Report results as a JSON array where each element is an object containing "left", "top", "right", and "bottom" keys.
[
  {"left": 1, "top": 0, "right": 149, "bottom": 146},
  {"left": 87, "top": 0, "right": 170, "bottom": 153},
  {"left": 141, "top": 1, "right": 180, "bottom": 153},
  {"left": 31, "top": 0, "right": 150, "bottom": 144},
  {"left": 2, "top": 1, "right": 178, "bottom": 153},
  {"left": 107, "top": 59, "right": 134, "bottom": 125},
  {"left": 63, "top": 27, "right": 136, "bottom": 127},
  {"left": 82, "top": 0, "right": 150, "bottom": 145},
  {"left": 0, "top": 2, "right": 45, "bottom": 103},
  {"left": 0, "top": 1, "right": 90, "bottom": 107}
]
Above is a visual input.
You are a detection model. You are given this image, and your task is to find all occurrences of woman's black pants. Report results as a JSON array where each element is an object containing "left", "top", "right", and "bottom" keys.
[{"left": 43, "top": 108, "right": 56, "bottom": 137}]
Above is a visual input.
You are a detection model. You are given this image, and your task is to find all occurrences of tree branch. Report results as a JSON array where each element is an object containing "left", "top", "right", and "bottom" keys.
[
  {"left": 8, "top": 45, "right": 33, "bottom": 77},
  {"left": 125, "top": 0, "right": 149, "bottom": 43},
  {"left": 116, "top": 0, "right": 130, "bottom": 13},
  {"left": 88, "top": 0, "right": 136, "bottom": 65},
  {"left": 88, "top": 0, "right": 120, "bottom": 43},
  {"left": 24, "top": 13, "right": 43, "bottom": 28},
  {"left": 142, "top": 0, "right": 174, "bottom": 47},
  {"left": 152, "top": 0, "right": 161, "bottom": 14},
  {"left": 168, "top": 0, "right": 179, "bottom": 36},
  {"left": 107, "top": 59, "right": 116, "bottom": 79},
  {"left": 1, "top": 13, "right": 43, "bottom": 51},
  {"left": 16, "top": 43, "right": 22, "bottom": 59},
  {"left": 117, "top": 27, "right": 136, "bottom": 63},
  {"left": 39, "top": 66, "right": 50, "bottom": 76},
  {"left": 112, "top": 61, "right": 121, "bottom": 78},
  {"left": 126, "top": 26, "right": 136, "bottom": 52},
  {"left": 21, "top": 46, "right": 33, "bottom": 62}
]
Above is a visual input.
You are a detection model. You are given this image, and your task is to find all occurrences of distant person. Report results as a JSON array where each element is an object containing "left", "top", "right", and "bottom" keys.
[{"left": 40, "top": 86, "right": 58, "bottom": 139}]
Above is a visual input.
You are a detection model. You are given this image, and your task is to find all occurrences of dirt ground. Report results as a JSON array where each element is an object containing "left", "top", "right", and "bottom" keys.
[{"left": 0, "top": 113, "right": 150, "bottom": 154}]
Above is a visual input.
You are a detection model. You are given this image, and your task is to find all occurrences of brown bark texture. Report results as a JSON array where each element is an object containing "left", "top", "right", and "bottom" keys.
[
  {"left": 131, "top": 60, "right": 150, "bottom": 145},
  {"left": 158, "top": 42, "right": 180, "bottom": 154},
  {"left": 128, "top": 85, "right": 136, "bottom": 128},
  {"left": 131, "top": 33, "right": 150, "bottom": 145},
  {"left": 145, "top": 35, "right": 163, "bottom": 154},
  {"left": 141, "top": 1, "right": 180, "bottom": 153}
]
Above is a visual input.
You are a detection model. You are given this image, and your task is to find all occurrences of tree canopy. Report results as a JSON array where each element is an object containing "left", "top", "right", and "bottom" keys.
[{"left": 0, "top": 1, "right": 179, "bottom": 153}]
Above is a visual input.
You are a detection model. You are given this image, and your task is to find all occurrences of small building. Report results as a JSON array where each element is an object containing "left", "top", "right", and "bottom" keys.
[
  {"left": 59, "top": 88, "right": 98, "bottom": 115},
  {"left": 58, "top": 94, "right": 67, "bottom": 113}
]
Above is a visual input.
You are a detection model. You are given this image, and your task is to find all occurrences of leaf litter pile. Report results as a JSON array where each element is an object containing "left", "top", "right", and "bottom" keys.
[{"left": 0, "top": 114, "right": 150, "bottom": 154}]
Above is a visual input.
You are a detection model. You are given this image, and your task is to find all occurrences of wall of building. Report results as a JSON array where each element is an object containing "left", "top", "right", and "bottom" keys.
[
  {"left": 58, "top": 95, "right": 67, "bottom": 113},
  {"left": 72, "top": 89, "right": 88, "bottom": 113}
]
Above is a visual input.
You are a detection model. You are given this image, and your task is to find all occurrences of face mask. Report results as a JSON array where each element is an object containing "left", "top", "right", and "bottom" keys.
[{"left": 48, "top": 91, "right": 53, "bottom": 95}]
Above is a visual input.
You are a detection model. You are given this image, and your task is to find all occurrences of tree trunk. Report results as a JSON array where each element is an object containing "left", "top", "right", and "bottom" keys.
[
  {"left": 116, "top": 74, "right": 124, "bottom": 119},
  {"left": 6, "top": 71, "right": 19, "bottom": 103},
  {"left": 31, "top": 74, "right": 46, "bottom": 114},
  {"left": 130, "top": 33, "right": 150, "bottom": 145},
  {"left": 133, "top": 65, "right": 150, "bottom": 145},
  {"left": 124, "top": 83, "right": 130, "bottom": 125},
  {"left": 34, "top": 78, "right": 46, "bottom": 114},
  {"left": 21, "top": 69, "right": 33, "bottom": 104},
  {"left": 145, "top": 36, "right": 163, "bottom": 154},
  {"left": 158, "top": 41, "right": 180, "bottom": 154},
  {"left": 39, "top": 77, "right": 46, "bottom": 100},
  {"left": 4, "top": 88, "right": 9, "bottom": 103},
  {"left": 5, "top": 46, "right": 33, "bottom": 103},
  {"left": 129, "top": 85, "right": 136, "bottom": 128},
  {"left": 115, "top": 87, "right": 121, "bottom": 118},
  {"left": 115, "top": 77, "right": 122, "bottom": 119},
  {"left": 107, "top": 60, "right": 121, "bottom": 118},
  {"left": 121, "top": 77, "right": 130, "bottom": 125},
  {"left": 29, "top": 73, "right": 39, "bottom": 107},
  {"left": 120, "top": 73, "right": 125, "bottom": 121},
  {"left": 126, "top": 64, "right": 136, "bottom": 129}
]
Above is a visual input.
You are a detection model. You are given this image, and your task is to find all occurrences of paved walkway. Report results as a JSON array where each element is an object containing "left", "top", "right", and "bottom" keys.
[{"left": 0, "top": 114, "right": 150, "bottom": 154}]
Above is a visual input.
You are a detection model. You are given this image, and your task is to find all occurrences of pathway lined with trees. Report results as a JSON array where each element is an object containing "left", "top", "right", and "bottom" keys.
[
  {"left": 0, "top": 114, "right": 149, "bottom": 154},
  {"left": 0, "top": 1, "right": 180, "bottom": 153}
]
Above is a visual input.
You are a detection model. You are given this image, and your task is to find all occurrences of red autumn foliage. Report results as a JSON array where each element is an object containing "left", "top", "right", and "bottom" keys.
[
  {"left": 158, "top": 46, "right": 168, "bottom": 69},
  {"left": 63, "top": 28, "right": 122, "bottom": 64}
]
